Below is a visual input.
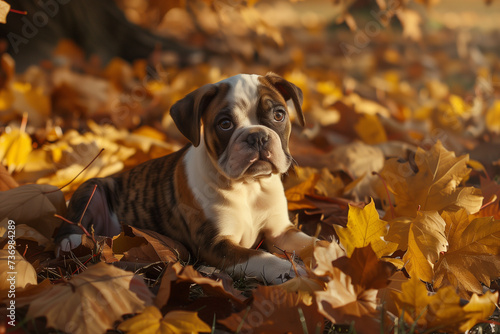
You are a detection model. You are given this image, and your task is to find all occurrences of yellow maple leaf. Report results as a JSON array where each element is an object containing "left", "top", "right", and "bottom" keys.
[
  {"left": 118, "top": 306, "right": 211, "bottom": 334},
  {"left": 335, "top": 199, "right": 397, "bottom": 258},
  {"left": 380, "top": 141, "right": 483, "bottom": 217},
  {"left": 434, "top": 209, "right": 500, "bottom": 296},
  {"left": 390, "top": 276, "right": 498, "bottom": 332},
  {"left": 402, "top": 211, "right": 447, "bottom": 283},
  {"left": 0, "top": 127, "right": 32, "bottom": 174}
]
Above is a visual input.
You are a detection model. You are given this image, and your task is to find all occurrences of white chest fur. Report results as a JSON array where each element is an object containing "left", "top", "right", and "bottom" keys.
[{"left": 183, "top": 144, "right": 290, "bottom": 248}]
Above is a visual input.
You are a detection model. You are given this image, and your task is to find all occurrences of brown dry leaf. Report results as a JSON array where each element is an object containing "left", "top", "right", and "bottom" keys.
[
  {"left": 332, "top": 245, "right": 397, "bottom": 290},
  {"left": 122, "top": 225, "right": 190, "bottom": 263},
  {"left": 0, "top": 184, "right": 66, "bottom": 239},
  {"left": 0, "top": 164, "right": 18, "bottom": 190},
  {"left": 475, "top": 176, "right": 500, "bottom": 219},
  {"left": 315, "top": 267, "right": 381, "bottom": 334},
  {"left": 402, "top": 211, "right": 448, "bottom": 283},
  {"left": 335, "top": 199, "right": 397, "bottom": 258},
  {"left": 328, "top": 141, "right": 384, "bottom": 199},
  {"left": 16, "top": 262, "right": 154, "bottom": 334},
  {"left": 0, "top": 249, "right": 37, "bottom": 294},
  {"left": 155, "top": 262, "right": 245, "bottom": 309},
  {"left": 118, "top": 305, "right": 211, "bottom": 334},
  {"left": 220, "top": 285, "right": 324, "bottom": 334},
  {"left": 434, "top": 209, "right": 500, "bottom": 296},
  {"left": 0, "top": 222, "right": 50, "bottom": 247},
  {"left": 0, "top": 1, "right": 10, "bottom": 24},
  {"left": 380, "top": 141, "right": 483, "bottom": 218}
]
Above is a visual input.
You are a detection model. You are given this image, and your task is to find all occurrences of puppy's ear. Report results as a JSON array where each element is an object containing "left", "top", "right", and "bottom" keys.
[
  {"left": 264, "top": 72, "right": 305, "bottom": 126},
  {"left": 170, "top": 84, "right": 218, "bottom": 147}
]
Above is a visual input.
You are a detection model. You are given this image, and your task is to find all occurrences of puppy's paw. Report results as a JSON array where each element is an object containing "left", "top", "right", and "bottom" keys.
[
  {"left": 55, "top": 234, "right": 83, "bottom": 257},
  {"left": 227, "top": 251, "right": 307, "bottom": 285}
]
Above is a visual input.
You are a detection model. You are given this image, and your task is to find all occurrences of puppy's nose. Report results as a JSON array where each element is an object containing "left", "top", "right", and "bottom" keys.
[{"left": 246, "top": 131, "right": 269, "bottom": 149}]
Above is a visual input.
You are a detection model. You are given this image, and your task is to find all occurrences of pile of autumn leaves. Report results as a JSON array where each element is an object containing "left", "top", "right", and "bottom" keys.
[{"left": 0, "top": 140, "right": 499, "bottom": 334}]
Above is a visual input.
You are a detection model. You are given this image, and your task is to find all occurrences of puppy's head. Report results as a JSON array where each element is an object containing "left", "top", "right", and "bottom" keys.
[{"left": 170, "top": 73, "right": 304, "bottom": 180}]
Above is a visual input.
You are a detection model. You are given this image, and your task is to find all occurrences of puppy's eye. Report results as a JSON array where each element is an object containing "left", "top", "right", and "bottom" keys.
[
  {"left": 218, "top": 119, "right": 234, "bottom": 130},
  {"left": 273, "top": 110, "right": 286, "bottom": 122}
]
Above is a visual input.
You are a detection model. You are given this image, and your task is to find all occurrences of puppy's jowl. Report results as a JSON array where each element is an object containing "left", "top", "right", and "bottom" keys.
[{"left": 57, "top": 73, "right": 317, "bottom": 284}]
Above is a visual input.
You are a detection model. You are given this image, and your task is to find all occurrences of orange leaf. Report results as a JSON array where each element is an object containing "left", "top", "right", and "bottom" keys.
[
  {"left": 390, "top": 275, "right": 498, "bottom": 332},
  {"left": 434, "top": 209, "right": 500, "bottom": 296},
  {"left": 402, "top": 211, "right": 447, "bottom": 283},
  {"left": 380, "top": 141, "right": 483, "bottom": 217}
]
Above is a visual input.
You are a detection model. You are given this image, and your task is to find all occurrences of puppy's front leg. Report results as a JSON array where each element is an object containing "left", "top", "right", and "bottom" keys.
[
  {"left": 265, "top": 224, "right": 318, "bottom": 262},
  {"left": 205, "top": 239, "right": 298, "bottom": 284}
]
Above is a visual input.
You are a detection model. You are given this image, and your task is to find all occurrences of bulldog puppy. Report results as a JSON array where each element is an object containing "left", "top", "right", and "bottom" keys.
[{"left": 56, "top": 73, "right": 317, "bottom": 284}]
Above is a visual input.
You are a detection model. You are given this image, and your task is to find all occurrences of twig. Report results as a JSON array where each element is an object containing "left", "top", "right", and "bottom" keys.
[
  {"left": 274, "top": 245, "right": 300, "bottom": 277},
  {"left": 9, "top": 8, "right": 28, "bottom": 15},
  {"left": 78, "top": 184, "right": 97, "bottom": 225},
  {"left": 44, "top": 148, "right": 105, "bottom": 193}
]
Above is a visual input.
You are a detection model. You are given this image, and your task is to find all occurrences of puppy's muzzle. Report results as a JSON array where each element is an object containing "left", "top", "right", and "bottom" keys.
[{"left": 246, "top": 130, "right": 270, "bottom": 153}]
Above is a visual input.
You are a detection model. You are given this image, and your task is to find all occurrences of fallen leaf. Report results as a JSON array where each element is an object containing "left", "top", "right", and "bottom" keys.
[
  {"left": 0, "top": 0, "right": 10, "bottom": 24},
  {"left": 312, "top": 239, "right": 346, "bottom": 278},
  {"left": 354, "top": 114, "right": 388, "bottom": 145},
  {"left": 118, "top": 306, "right": 211, "bottom": 334},
  {"left": 332, "top": 245, "right": 397, "bottom": 290},
  {"left": 402, "top": 211, "right": 448, "bottom": 283},
  {"left": 16, "top": 262, "right": 153, "bottom": 334},
  {"left": 397, "top": 9, "right": 422, "bottom": 41},
  {"left": 485, "top": 100, "right": 500, "bottom": 134},
  {"left": 220, "top": 285, "right": 324, "bottom": 334},
  {"left": 155, "top": 262, "right": 245, "bottom": 310},
  {"left": 380, "top": 141, "right": 483, "bottom": 217},
  {"left": 285, "top": 172, "right": 320, "bottom": 211},
  {"left": 0, "top": 222, "right": 50, "bottom": 247},
  {"left": 315, "top": 267, "right": 381, "bottom": 334},
  {"left": 328, "top": 141, "right": 384, "bottom": 199},
  {"left": 460, "top": 291, "right": 499, "bottom": 332},
  {"left": 335, "top": 199, "right": 397, "bottom": 258},
  {"left": 0, "top": 184, "right": 66, "bottom": 239},
  {"left": 434, "top": 209, "right": 500, "bottom": 296},
  {"left": 0, "top": 249, "right": 37, "bottom": 294},
  {"left": 0, "top": 127, "right": 32, "bottom": 174},
  {"left": 121, "top": 225, "right": 190, "bottom": 263},
  {"left": 390, "top": 275, "right": 498, "bottom": 332},
  {"left": 0, "top": 164, "right": 18, "bottom": 190}
]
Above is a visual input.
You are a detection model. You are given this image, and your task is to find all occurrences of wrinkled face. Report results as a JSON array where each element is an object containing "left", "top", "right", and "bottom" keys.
[{"left": 202, "top": 75, "right": 294, "bottom": 180}]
